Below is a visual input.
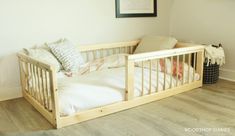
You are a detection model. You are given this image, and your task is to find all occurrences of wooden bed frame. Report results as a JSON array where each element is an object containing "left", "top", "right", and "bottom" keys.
[{"left": 18, "top": 40, "right": 205, "bottom": 128}]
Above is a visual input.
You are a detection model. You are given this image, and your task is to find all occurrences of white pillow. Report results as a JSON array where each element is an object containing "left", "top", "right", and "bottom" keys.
[
  {"left": 134, "top": 36, "right": 178, "bottom": 54},
  {"left": 48, "top": 39, "right": 84, "bottom": 72},
  {"left": 24, "top": 48, "right": 62, "bottom": 72}
]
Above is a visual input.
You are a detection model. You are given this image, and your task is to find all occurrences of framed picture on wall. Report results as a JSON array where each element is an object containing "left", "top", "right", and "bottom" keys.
[{"left": 115, "top": 0, "right": 157, "bottom": 18}]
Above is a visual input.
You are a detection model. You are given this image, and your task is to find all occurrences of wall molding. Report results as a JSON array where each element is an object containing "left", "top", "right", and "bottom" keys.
[
  {"left": 219, "top": 68, "right": 235, "bottom": 82},
  {"left": 0, "top": 86, "right": 22, "bottom": 102}
]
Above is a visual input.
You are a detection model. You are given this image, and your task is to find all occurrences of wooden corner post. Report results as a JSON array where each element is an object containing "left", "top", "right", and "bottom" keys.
[
  {"left": 49, "top": 67, "right": 60, "bottom": 128},
  {"left": 196, "top": 49, "right": 205, "bottom": 85},
  {"left": 125, "top": 56, "right": 134, "bottom": 100}
]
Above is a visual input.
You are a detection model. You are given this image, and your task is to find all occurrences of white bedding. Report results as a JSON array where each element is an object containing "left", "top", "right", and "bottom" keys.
[{"left": 58, "top": 67, "right": 199, "bottom": 116}]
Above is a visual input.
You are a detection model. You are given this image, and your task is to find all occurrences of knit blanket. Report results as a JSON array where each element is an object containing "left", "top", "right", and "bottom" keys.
[{"left": 205, "top": 45, "right": 225, "bottom": 66}]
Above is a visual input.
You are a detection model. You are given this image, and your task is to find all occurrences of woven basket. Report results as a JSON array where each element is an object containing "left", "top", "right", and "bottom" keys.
[{"left": 203, "top": 62, "right": 219, "bottom": 84}]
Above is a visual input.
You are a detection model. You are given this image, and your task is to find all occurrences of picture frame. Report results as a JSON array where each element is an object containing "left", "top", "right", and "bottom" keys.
[{"left": 115, "top": 0, "right": 157, "bottom": 18}]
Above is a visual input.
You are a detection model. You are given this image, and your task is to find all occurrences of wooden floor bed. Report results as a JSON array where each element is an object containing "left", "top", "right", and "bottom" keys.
[{"left": 18, "top": 40, "right": 204, "bottom": 128}]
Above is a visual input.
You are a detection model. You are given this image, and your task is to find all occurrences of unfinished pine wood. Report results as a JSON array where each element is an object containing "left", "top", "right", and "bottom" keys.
[
  {"left": 163, "top": 58, "right": 166, "bottom": 90},
  {"left": 170, "top": 56, "right": 173, "bottom": 88},
  {"left": 125, "top": 58, "right": 134, "bottom": 101},
  {"left": 60, "top": 81, "right": 202, "bottom": 127},
  {"left": 182, "top": 55, "right": 185, "bottom": 85},
  {"left": 17, "top": 40, "right": 205, "bottom": 129},
  {"left": 196, "top": 51, "right": 204, "bottom": 82},
  {"left": 49, "top": 70, "right": 60, "bottom": 128},
  {"left": 25, "top": 62, "right": 30, "bottom": 95},
  {"left": 141, "top": 61, "right": 144, "bottom": 96},
  {"left": 1, "top": 79, "right": 234, "bottom": 136},
  {"left": 77, "top": 40, "right": 140, "bottom": 52},
  {"left": 156, "top": 59, "right": 159, "bottom": 92},
  {"left": 149, "top": 60, "right": 152, "bottom": 94},
  {"left": 18, "top": 53, "right": 53, "bottom": 70},
  {"left": 175, "top": 42, "right": 203, "bottom": 48},
  {"left": 176, "top": 56, "right": 179, "bottom": 86},
  {"left": 28, "top": 64, "right": 33, "bottom": 96},
  {"left": 128, "top": 46, "right": 204, "bottom": 62},
  {"left": 32, "top": 65, "right": 37, "bottom": 102},
  {"left": 23, "top": 91, "right": 55, "bottom": 126},
  {"left": 188, "top": 54, "right": 191, "bottom": 83},
  {"left": 40, "top": 69, "right": 46, "bottom": 108},
  {"left": 193, "top": 53, "right": 196, "bottom": 82},
  {"left": 36, "top": 67, "right": 43, "bottom": 105},
  {"left": 80, "top": 40, "right": 139, "bottom": 62},
  {"left": 45, "top": 71, "right": 50, "bottom": 110}
]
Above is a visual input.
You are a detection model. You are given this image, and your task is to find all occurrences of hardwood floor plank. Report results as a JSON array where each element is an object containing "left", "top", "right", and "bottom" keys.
[
  {"left": 0, "top": 79, "right": 234, "bottom": 136},
  {"left": 0, "top": 104, "right": 18, "bottom": 132},
  {"left": 0, "top": 98, "right": 53, "bottom": 132}
]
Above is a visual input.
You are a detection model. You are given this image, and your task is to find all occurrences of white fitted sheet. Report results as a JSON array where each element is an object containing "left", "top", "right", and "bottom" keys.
[{"left": 58, "top": 67, "right": 199, "bottom": 116}]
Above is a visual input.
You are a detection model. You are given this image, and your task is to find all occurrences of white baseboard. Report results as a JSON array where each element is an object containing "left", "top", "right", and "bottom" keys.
[
  {"left": 0, "top": 86, "right": 22, "bottom": 102},
  {"left": 219, "top": 68, "right": 235, "bottom": 82}
]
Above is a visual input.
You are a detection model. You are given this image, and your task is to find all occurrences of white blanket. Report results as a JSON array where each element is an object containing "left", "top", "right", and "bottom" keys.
[{"left": 57, "top": 67, "right": 199, "bottom": 116}]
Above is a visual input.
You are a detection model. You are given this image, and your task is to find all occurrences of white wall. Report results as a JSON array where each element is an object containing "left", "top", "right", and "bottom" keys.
[
  {"left": 0, "top": 0, "right": 173, "bottom": 101},
  {"left": 170, "top": 0, "right": 235, "bottom": 81}
]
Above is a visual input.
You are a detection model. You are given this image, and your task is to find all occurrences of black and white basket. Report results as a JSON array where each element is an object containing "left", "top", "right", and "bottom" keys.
[{"left": 203, "top": 61, "right": 219, "bottom": 84}]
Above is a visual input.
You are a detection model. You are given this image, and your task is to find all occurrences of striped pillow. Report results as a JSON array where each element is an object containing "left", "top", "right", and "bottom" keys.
[{"left": 48, "top": 39, "right": 84, "bottom": 72}]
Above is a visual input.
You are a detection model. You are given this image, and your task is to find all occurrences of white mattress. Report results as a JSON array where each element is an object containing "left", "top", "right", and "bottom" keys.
[{"left": 57, "top": 67, "right": 199, "bottom": 116}]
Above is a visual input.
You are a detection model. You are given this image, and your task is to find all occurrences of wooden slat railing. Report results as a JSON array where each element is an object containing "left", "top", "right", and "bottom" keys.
[
  {"left": 18, "top": 53, "right": 59, "bottom": 127},
  {"left": 18, "top": 40, "right": 140, "bottom": 128},
  {"left": 125, "top": 46, "right": 205, "bottom": 100},
  {"left": 78, "top": 40, "right": 139, "bottom": 62}
]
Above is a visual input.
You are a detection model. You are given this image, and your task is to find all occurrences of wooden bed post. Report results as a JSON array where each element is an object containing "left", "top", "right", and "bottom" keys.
[
  {"left": 196, "top": 50, "right": 205, "bottom": 85},
  {"left": 49, "top": 68, "right": 61, "bottom": 128},
  {"left": 125, "top": 56, "right": 134, "bottom": 100}
]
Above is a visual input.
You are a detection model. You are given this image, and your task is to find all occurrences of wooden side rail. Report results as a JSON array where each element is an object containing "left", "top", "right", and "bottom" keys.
[
  {"left": 128, "top": 46, "right": 204, "bottom": 62},
  {"left": 125, "top": 46, "right": 205, "bottom": 100},
  {"left": 18, "top": 53, "right": 60, "bottom": 127},
  {"left": 77, "top": 40, "right": 140, "bottom": 62},
  {"left": 175, "top": 42, "right": 204, "bottom": 48},
  {"left": 77, "top": 40, "right": 140, "bottom": 52}
]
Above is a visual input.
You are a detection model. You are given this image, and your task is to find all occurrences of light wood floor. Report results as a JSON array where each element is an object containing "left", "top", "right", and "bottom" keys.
[{"left": 0, "top": 79, "right": 234, "bottom": 136}]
